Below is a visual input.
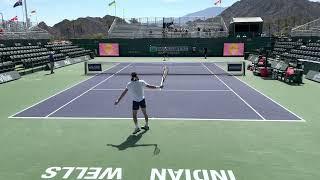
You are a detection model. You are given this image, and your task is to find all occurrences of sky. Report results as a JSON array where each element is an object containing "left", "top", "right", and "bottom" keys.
[
  {"left": 0, "top": 0, "right": 319, "bottom": 26},
  {"left": 0, "top": 0, "right": 240, "bottom": 26}
]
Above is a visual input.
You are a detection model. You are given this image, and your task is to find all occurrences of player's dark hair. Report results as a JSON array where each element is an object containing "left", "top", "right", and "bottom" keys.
[{"left": 131, "top": 72, "right": 139, "bottom": 81}]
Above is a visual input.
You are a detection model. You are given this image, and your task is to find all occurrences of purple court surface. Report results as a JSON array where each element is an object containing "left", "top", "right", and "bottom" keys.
[{"left": 11, "top": 62, "right": 303, "bottom": 122}]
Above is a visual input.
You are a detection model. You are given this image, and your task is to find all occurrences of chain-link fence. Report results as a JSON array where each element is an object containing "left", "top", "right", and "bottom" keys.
[
  {"left": 0, "top": 21, "right": 50, "bottom": 39},
  {"left": 108, "top": 16, "right": 228, "bottom": 39}
]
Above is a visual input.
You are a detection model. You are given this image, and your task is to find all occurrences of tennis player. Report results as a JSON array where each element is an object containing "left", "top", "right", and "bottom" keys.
[
  {"left": 204, "top": 47, "right": 208, "bottom": 59},
  {"left": 163, "top": 47, "right": 168, "bottom": 61},
  {"left": 114, "top": 72, "right": 164, "bottom": 134}
]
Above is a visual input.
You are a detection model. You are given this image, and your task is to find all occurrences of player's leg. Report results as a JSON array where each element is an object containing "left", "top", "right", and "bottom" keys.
[
  {"left": 140, "top": 99, "right": 149, "bottom": 130},
  {"left": 132, "top": 101, "right": 141, "bottom": 134},
  {"left": 50, "top": 62, "right": 54, "bottom": 74},
  {"left": 141, "top": 108, "right": 149, "bottom": 130},
  {"left": 132, "top": 110, "right": 140, "bottom": 134},
  {"left": 132, "top": 110, "right": 139, "bottom": 127}
]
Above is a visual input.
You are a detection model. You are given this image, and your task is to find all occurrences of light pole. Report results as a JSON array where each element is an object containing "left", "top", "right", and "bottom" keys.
[
  {"left": 23, "top": 0, "right": 29, "bottom": 29},
  {"left": 0, "top": 12, "right": 4, "bottom": 29}
]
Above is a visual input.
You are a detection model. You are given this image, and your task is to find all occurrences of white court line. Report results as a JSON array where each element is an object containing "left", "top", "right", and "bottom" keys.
[
  {"left": 8, "top": 116, "right": 304, "bottom": 122},
  {"left": 202, "top": 63, "right": 266, "bottom": 120},
  {"left": 8, "top": 63, "right": 121, "bottom": 118},
  {"left": 91, "top": 89, "right": 232, "bottom": 92},
  {"left": 45, "top": 64, "right": 132, "bottom": 117},
  {"left": 213, "top": 63, "right": 305, "bottom": 122}
]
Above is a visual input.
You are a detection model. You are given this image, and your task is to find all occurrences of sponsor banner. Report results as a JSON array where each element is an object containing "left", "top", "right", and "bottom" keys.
[
  {"left": 223, "top": 43, "right": 245, "bottom": 57},
  {"left": 87, "top": 63, "right": 102, "bottom": 72},
  {"left": 99, "top": 43, "right": 119, "bottom": 56},
  {"left": 228, "top": 63, "right": 243, "bottom": 72},
  {"left": 150, "top": 46, "right": 189, "bottom": 54},
  {"left": 306, "top": 70, "right": 320, "bottom": 83},
  {"left": 0, "top": 71, "right": 21, "bottom": 84},
  {"left": 48, "top": 55, "right": 91, "bottom": 70}
]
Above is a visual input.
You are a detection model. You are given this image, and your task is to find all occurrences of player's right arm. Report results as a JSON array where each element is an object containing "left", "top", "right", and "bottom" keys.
[{"left": 115, "top": 89, "right": 128, "bottom": 105}]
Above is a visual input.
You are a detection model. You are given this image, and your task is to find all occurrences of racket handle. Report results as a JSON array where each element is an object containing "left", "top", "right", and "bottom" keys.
[{"left": 160, "top": 77, "right": 165, "bottom": 86}]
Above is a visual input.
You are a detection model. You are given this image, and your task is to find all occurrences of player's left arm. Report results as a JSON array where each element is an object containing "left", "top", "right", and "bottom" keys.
[
  {"left": 115, "top": 89, "right": 128, "bottom": 105},
  {"left": 143, "top": 80, "right": 163, "bottom": 89},
  {"left": 145, "top": 81, "right": 163, "bottom": 89}
]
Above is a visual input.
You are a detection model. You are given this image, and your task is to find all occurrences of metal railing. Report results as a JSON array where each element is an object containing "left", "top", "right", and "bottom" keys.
[
  {"left": 291, "top": 17, "right": 320, "bottom": 37},
  {"left": 0, "top": 31, "right": 50, "bottom": 40},
  {"left": 0, "top": 20, "right": 50, "bottom": 39}
]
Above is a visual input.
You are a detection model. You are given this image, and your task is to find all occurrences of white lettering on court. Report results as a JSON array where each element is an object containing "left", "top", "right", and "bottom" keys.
[
  {"left": 84, "top": 167, "right": 102, "bottom": 179},
  {"left": 41, "top": 167, "right": 122, "bottom": 179},
  {"left": 41, "top": 167, "right": 62, "bottom": 179},
  {"left": 150, "top": 169, "right": 236, "bottom": 180},
  {"left": 62, "top": 167, "right": 75, "bottom": 179},
  {"left": 168, "top": 169, "right": 184, "bottom": 180}
]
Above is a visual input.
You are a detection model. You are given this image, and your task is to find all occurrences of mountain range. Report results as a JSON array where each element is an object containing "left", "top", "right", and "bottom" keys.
[
  {"left": 183, "top": 7, "right": 226, "bottom": 18},
  {"left": 38, "top": 15, "right": 115, "bottom": 39}
]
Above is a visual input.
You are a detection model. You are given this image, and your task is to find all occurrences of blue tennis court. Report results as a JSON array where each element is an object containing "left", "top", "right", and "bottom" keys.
[{"left": 11, "top": 62, "right": 302, "bottom": 121}]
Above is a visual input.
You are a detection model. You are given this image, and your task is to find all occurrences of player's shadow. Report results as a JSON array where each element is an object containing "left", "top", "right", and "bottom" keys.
[{"left": 107, "top": 130, "right": 160, "bottom": 156}]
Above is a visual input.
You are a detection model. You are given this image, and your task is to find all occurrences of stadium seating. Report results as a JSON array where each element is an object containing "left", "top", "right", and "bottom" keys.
[
  {"left": 0, "top": 45, "right": 53, "bottom": 71},
  {"left": 0, "top": 60, "right": 15, "bottom": 74},
  {"left": 45, "top": 43, "right": 92, "bottom": 58},
  {"left": 272, "top": 39, "right": 320, "bottom": 63},
  {"left": 0, "top": 42, "right": 92, "bottom": 77},
  {"left": 0, "top": 44, "right": 14, "bottom": 73},
  {"left": 269, "top": 39, "right": 320, "bottom": 82}
]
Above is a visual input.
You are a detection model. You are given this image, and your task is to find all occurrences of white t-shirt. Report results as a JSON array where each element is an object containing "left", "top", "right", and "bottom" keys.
[{"left": 126, "top": 80, "right": 149, "bottom": 102}]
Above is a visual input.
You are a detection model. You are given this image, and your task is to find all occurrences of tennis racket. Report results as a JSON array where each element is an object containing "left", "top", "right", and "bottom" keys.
[{"left": 160, "top": 66, "right": 169, "bottom": 87}]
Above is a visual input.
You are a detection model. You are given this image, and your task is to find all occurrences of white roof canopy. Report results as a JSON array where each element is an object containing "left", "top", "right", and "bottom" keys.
[{"left": 231, "top": 17, "right": 263, "bottom": 23}]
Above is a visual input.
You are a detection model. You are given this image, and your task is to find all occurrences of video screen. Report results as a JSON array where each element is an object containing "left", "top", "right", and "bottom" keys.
[
  {"left": 99, "top": 43, "right": 119, "bottom": 56},
  {"left": 223, "top": 43, "right": 244, "bottom": 56}
]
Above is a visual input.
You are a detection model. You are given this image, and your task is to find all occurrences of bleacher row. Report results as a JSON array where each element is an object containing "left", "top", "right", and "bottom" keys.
[
  {"left": 272, "top": 48, "right": 287, "bottom": 55},
  {"left": 281, "top": 53, "right": 320, "bottom": 62},
  {"left": 67, "top": 50, "right": 92, "bottom": 58},
  {"left": 51, "top": 46, "right": 78, "bottom": 50},
  {"left": 307, "top": 43, "right": 320, "bottom": 47},
  {"left": 274, "top": 41, "right": 303, "bottom": 46},
  {"left": 0, "top": 42, "right": 93, "bottom": 74},
  {"left": 300, "top": 46, "right": 320, "bottom": 52},
  {"left": 0, "top": 61, "right": 15, "bottom": 74},
  {"left": 0, "top": 45, "right": 40, "bottom": 51},
  {"left": 273, "top": 44, "right": 294, "bottom": 49}
]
